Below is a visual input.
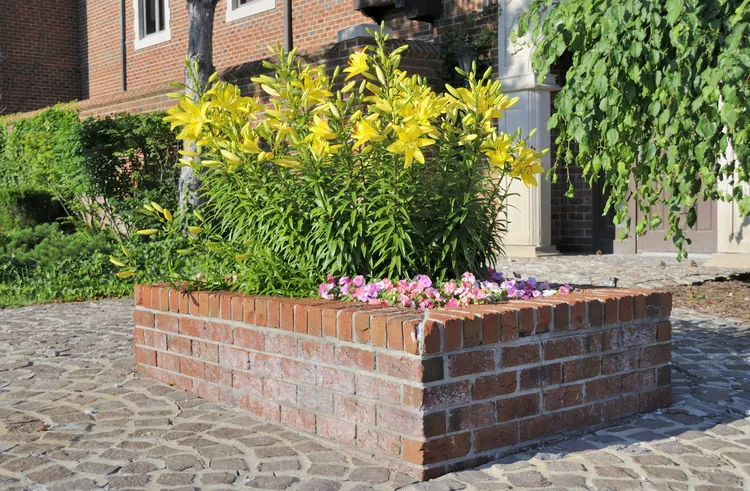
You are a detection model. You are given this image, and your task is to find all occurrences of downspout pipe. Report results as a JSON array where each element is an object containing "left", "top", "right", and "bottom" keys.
[
  {"left": 284, "top": 0, "right": 292, "bottom": 52},
  {"left": 120, "top": 0, "right": 127, "bottom": 91}
]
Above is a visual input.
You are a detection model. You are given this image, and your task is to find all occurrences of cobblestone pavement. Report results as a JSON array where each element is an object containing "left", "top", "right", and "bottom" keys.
[
  {"left": 0, "top": 269, "right": 749, "bottom": 489},
  {"left": 496, "top": 255, "right": 749, "bottom": 289}
]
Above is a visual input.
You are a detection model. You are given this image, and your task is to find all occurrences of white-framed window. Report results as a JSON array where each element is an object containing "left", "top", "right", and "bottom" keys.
[
  {"left": 134, "top": 0, "right": 171, "bottom": 50},
  {"left": 226, "top": 0, "right": 275, "bottom": 22}
]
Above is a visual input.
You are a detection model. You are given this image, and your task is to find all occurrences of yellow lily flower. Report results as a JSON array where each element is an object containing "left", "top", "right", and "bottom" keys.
[
  {"left": 352, "top": 119, "right": 384, "bottom": 148},
  {"left": 310, "top": 114, "right": 337, "bottom": 141},
  {"left": 386, "top": 122, "right": 434, "bottom": 168},
  {"left": 344, "top": 49, "right": 369, "bottom": 80}
]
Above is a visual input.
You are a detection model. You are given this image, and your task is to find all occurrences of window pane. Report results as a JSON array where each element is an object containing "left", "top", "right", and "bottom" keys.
[
  {"left": 238, "top": 0, "right": 251, "bottom": 5},
  {"left": 158, "top": 0, "right": 165, "bottom": 31},
  {"left": 144, "top": 0, "right": 157, "bottom": 35}
]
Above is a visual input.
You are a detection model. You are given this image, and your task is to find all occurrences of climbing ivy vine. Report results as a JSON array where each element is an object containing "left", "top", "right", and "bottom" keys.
[{"left": 517, "top": 0, "right": 750, "bottom": 257}]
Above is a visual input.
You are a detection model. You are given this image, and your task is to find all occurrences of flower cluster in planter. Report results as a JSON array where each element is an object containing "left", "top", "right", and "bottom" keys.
[{"left": 319, "top": 270, "right": 572, "bottom": 310}]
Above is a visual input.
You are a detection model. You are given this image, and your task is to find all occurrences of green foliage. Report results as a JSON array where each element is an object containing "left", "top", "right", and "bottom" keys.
[
  {"left": 0, "top": 106, "right": 85, "bottom": 203},
  {"left": 0, "top": 108, "right": 179, "bottom": 236},
  {"left": 0, "top": 224, "right": 191, "bottom": 308},
  {"left": 0, "top": 187, "right": 65, "bottom": 231},
  {"left": 518, "top": 0, "right": 750, "bottom": 258},
  {"left": 148, "top": 30, "right": 546, "bottom": 295},
  {"left": 0, "top": 109, "right": 180, "bottom": 307}
]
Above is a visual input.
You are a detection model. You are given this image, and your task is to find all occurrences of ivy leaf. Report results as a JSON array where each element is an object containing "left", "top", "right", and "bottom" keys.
[
  {"left": 696, "top": 119, "right": 717, "bottom": 139},
  {"left": 606, "top": 128, "right": 619, "bottom": 145},
  {"left": 665, "top": 0, "right": 681, "bottom": 25}
]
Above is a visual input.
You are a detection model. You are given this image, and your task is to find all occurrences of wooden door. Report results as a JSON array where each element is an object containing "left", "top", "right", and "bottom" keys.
[{"left": 635, "top": 198, "right": 717, "bottom": 253}]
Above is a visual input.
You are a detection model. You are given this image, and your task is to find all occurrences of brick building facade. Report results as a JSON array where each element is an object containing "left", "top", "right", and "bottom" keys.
[{"left": 1, "top": 0, "right": 498, "bottom": 117}]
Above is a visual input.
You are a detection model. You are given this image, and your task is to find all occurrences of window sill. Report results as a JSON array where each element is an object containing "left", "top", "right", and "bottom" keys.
[
  {"left": 226, "top": 0, "right": 275, "bottom": 22},
  {"left": 134, "top": 29, "right": 172, "bottom": 50}
]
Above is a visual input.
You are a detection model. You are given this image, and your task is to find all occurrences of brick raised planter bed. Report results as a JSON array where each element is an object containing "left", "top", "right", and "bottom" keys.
[{"left": 133, "top": 285, "right": 672, "bottom": 479}]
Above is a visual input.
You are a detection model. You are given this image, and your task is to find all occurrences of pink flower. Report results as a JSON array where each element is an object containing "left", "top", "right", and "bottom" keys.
[
  {"left": 353, "top": 275, "right": 365, "bottom": 287},
  {"left": 446, "top": 298, "right": 459, "bottom": 307},
  {"left": 443, "top": 281, "right": 458, "bottom": 295},
  {"left": 417, "top": 275, "right": 432, "bottom": 289}
]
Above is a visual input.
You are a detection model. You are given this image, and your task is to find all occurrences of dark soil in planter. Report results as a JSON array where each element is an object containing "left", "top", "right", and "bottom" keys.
[{"left": 671, "top": 274, "right": 750, "bottom": 322}]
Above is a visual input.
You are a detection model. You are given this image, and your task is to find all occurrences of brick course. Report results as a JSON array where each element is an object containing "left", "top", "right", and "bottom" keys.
[{"left": 134, "top": 284, "right": 672, "bottom": 479}]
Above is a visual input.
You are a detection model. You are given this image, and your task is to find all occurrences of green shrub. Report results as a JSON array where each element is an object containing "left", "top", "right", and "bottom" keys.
[
  {"left": 130, "top": 30, "right": 547, "bottom": 295},
  {"left": 0, "top": 187, "right": 66, "bottom": 231}
]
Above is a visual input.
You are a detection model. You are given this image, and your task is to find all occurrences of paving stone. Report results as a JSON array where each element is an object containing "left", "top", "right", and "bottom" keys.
[
  {"left": 156, "top": 472, "right": 195, "bottom": 486},
  {"left": 308, "top": 463, "right": 349, "bottom": 477},
  {"left": 201, "top": 471, "right": 239, "bottom": 485},
  {"left": 246, "top": 475, "right": 297, "bottom": 489},
  {"left": 506, "top": 471, "right": 551, "bottom": 488},
  {"left": 107, "top": 474, "right": 150, "bottom": 488},
  {"left": 26, "top": 464, "right": 74, "bottom": 484},
  {"left": 296, "top": 479, "right": 342, "bottom": 491},
  {"left": 347, "top": 467, "right": 391, "bottom": 483},
  {"left": 164, "top": 454, "right": 204, "bottom": 471},
  {"left": 258, "top": 459, "right": 302, "bottom": 472},
  {"left": 74, "top": 461, "right": 120, "bottom": 475},
  {"left": 209, "top": 457, "right": 249, "bottom": 471}
]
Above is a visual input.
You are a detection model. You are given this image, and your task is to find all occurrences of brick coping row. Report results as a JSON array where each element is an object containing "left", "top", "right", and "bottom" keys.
[{"left": 135, "top": 284, "right": 672, "bottom": 356}]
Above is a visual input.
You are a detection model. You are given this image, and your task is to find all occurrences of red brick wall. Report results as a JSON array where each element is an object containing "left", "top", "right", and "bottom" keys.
[
  {"left": 134, "top": 285, "right": 672, "bottom": 479},
  {"left": 0, "top": 0, "right": 81, "bottom": 115}
]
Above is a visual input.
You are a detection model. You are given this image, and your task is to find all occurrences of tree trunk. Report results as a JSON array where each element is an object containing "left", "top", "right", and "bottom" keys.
[{"left": 179, "top": 0, "right": 219, "bottom": 217}]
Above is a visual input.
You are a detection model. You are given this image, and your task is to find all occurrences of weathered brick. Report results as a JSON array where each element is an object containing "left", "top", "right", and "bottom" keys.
[
  {"left": 422, "top": 320, "right": 442, "bottom": 354},
  {"left": 299, "top": 339, "right": 334, "bottom": 364},
  {"left": 639, "top": 386, "right": 671, "bottom": 412},
  {"left": 133, "top": 310, "right": 154, "bottom": 328},
  {"left": 585, "top": 375, "right": 623, "bottom": 402},
  {"left": 231, "top": 295, "right": 244, "bottom": 322},
  {"left": 135, "top": 346, "right": 156, "bottom": 366},
  {"left": 167, "top": 335, "right": 191, "bottom": 356},
  {"left": 519, "top": 364, "right": 561, "bottom": 390},
  {"left": 422, "top": 380, "right": 471, "bottom": 410},
  {"left": 143, "top": 330, "right": 167, "bottom": 350},
  {"left": 195, "top": 381, "right": 220, "bottom": 402},
  {"left": 334, "top": 394, "right": 376, "bottom": 425},
  {"left": 472, "top": 372, "right": 516, "bottom": 400},
  {"left": 356, "top": 374, "right": 401, "bottom": 404},
  {"left": 622, "top": 369, "right": 656, "bottom": 392},
  {"left": 544, "top": 338, "right": 581, "bottom": 360},
  {"left": 474, "top": 422, "right": 519, "bottom": 452},
  {"left": 496, "top": 393, "right": 540, "bottom": 421},
  {"left": 402, "top": 433, "right": 471, "bottom": 465},
  {"left": 562, "top": 356, "right": 601, "bottom": 382},
  {"left": 520, "top": 413, "right": 562, "bottom": 442},
  {"left": 205, "top": 364, "right": 232, "bottom": 386},
  {"left": 180, "top": 358, "right": 204, "bottom": 378},
  {"left": 243, "top": 397, "right": 280, "bottom": 421},
  {"left": 448, "top": 349, "right": 495, "bottom": 377},
  {"left": 180, "top": 318, "right": 204, "bottom": 338},
  {"left": 337, "top": 346, "right": 375, "bottom": 370},
  {"left": 357, "top": 427, "right": 401, "bottom": 457},
  {"left": 602, "top": 394, "right": 639, "bottom": 421},
  {"left": 234, "top": 326, "right": 264, "bottom": 350},
  {"left": 205, "top": 322, "right": 233, "bottom": 344},
  {"left": 501, "top": 344, "right": 540, "bottom": 367},
  {"left": 155, "top": 313, "right": 178, "bottom": 333},
  {"left": 218, "top": 346, "right": 249, "bottom": 369},
  {"left": 263, "top": 378, "right": 297, "bottom": 405},
  {"left": 298, "top": 385, "right": 334, "bottom": 413},
  {"left": 281, "top": 406, "right": 316, "bottom": 433},
  {"left": 377, "top": 405, "right": 423, "bottom": 436},
  {"left": 318, "top": 366, "right": 355, "bottom": 395},
  {"left": 543, "top": 384, "right": 583, "bottom": 411},
  {"left": 448, "top": 402, "right": 495, "bottom": 432},
  {"left": 233, "top": 371, "right": 263, "bottom": 395},
  {"left": 602, "top": 350, "right": 639, "bottom": 374},
  {"left": 639, "top": 344, "right": 671, "bottom": 368},
  {"left": 563, "top": 403, "right": 601, "bottom": 430},
  {"left": 317, "top": 414, "right": 356, "bottom": 445},
  {"left": 192, "top": 340, "right": 218, "bottom": 363},
  {"left": 265, "top": 332, "right": 297, "bottom": 357},
  {"left": 657, "top": 321, "right": 672, "bottom": 342}
]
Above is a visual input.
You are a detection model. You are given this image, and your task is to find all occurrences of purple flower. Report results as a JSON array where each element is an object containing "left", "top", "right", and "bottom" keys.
[{"left": 353, "top": 275, "right": 365, "bottom": 287}]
